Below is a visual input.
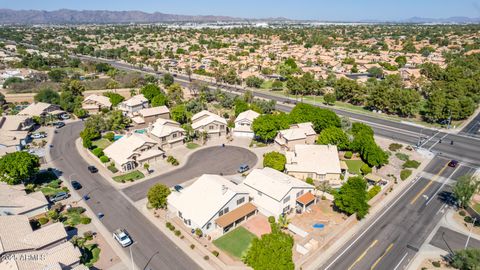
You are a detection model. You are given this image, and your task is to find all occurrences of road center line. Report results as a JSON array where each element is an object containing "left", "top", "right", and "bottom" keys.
[
  {"left": 428, "top": 133, "right": 449, "bottom": 151},
  {"left": 410, "top": 162, "right": 449, "bottom": 205},
  {"left": 426, "top": 165, "right": 460, "bottom": 205},
  {"left": 348, "top": 240, "right": 378, "bottom": 270},
  {"left": 370, "top": 243, "right": 394, "bottom": 270}
]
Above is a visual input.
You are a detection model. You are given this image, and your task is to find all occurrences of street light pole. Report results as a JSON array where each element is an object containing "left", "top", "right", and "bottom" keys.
[{"left": 465, "top": 217, "right": 477, "bottom": 249}]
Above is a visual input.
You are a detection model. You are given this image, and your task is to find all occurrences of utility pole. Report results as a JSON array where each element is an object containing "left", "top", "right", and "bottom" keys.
[{"left": 465, "top": 217, "right": 477, "bottom": 249}]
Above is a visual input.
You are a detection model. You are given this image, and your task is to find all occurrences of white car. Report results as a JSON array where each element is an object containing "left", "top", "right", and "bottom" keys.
[
  {"left": 60, "top": 113, "right": 70, "bottom": 120},
  {"left": 31, "top": 132, "right": 47, "bottom": 139},
  {"left": 113, "top": 229, "right": 132, "bottom": 247}
]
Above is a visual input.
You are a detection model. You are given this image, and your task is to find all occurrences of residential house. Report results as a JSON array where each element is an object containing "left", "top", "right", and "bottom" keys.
[
  {"left": 168, "top": 174, "right": 255, "bottom": 235},
  {"left": 0, "top": 183, "right": 49, "bottom": 218},
  {"left": 0, "top": 115, "right": 35, "bottom": 132},
  {"left": 82, "top": 94, "right": 112, "bottom": 114},
  {"left": 274, "top": 122, "right": 317, "bottom": 150},
  {"left": 18, "top": 102, "right": 63, "bottom": 118},
  {"left": 0, "top": 130, "right": 29, "bottom": 157},
  {"left": 191, "top": 110, "right": 227, "bottom": 138},
  {"left": 285, "top": 144, "right": 342, "bottom": 186},
  {"left": 117, "top": 94, "right": 149, "bottom": 117},
  {"left": 0, "top": 215, "right": 68, "bottom": 257},
  {"left": 131, "top": 106, "right": 170, "bottom": 125},
  {"left": 148, "top": 118, "right": 185, "bottom": 149},
  {"left": 104, "top": 133, "right": 165, "bottom": 172},
  {"left": 242, "top": 167, "right": 315, "bottom": 218},
  {"left": 233, "top": 110, "right": 260, "bottom": 138}
]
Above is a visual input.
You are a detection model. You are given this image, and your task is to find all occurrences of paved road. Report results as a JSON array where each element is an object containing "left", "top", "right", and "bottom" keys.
[
  {"left": 430, "top": 226, "right": 480, "bottom": 252},
  {"left": 122, "top": 145, "right": 258, "bottom": 202},
  {"left": 320, "top": 157, "right": 476, "bottom": 270},
  {"left": 51, "top": 122, "right": 201, "bottom": 270},
  {"left": 459, "top": 111, "right": 480, "bottom": 139}
]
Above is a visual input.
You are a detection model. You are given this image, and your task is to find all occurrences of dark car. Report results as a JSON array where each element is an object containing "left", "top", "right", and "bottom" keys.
[
  {"left": 174, "top": 185, "right": 183, "bottom": 192},
  {"left": 71, "top": 180, "right": 82, "bottom": 190},
  {"left": 238, "top": 164, "right": 250, "bottom": 173},
  {"left": 88, "top": 165, "right": 98, "bottom": 173},
  {"left": 448, "top": 160, "right": 459, "bottom": 168}
]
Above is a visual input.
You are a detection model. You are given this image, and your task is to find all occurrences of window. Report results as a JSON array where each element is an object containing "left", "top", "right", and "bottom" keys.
[
  {"left": 237, "top": 197, "right": 245, "bottom": 205},
  {"left": 296, "top": 190, "right": 304, "bottom": 198},
  {"left": 209, "top": 125, "right": 214, "bottom": 130},
  {"left": 283, "top": 205, "right": 290, "bottom": 213},
  {"left": 206, "top": 223, "right": 211, "bottom": 230},
  {"left": 173, "top": 133, "right": 177, "bottom": 138},
  {"left": 162, "top": 137, "right": 166, "bottom": 142},
  {"left": 283, "top": 196, "right": 290, "bottom": 204},
  {"left": 220, "top": 125, "right": 225, "bottom": 130},
  {"left": 178, "top": 211, "right": 183, "bottom": 218},
  {"left": 224, "top": 207, "right": 229, "bottom": 214}
]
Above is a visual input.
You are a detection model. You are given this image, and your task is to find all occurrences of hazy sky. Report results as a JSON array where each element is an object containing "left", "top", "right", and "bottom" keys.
[{"left": 1, "top": 0, "right": 480, "bottom": 21}]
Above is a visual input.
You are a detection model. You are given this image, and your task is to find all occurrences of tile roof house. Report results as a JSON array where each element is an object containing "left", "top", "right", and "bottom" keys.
[
  {"left": 0, "top": 215, "right": 68, "bottom": 257},
  {"left": 148, "top": 118, "right": 185, "bottom": 149},
  {"left": 191, "top": 110, "right": 227, "bottom": 138},
  {"left": 117, "top": 94, "right": 149, "bottom": 117},
  {"left": 274, "top": 122, "right": 317, "bottom": 150},
  {"left": 104, "top": 133, "right": 165, "bottom": 172},
  {"left": 0, "top": 130, "right": 29, "bottom": 157},
  {"left": 0, "top": 183, "right": 49, "bottom": 218},
  {"left": 18, "top": 102, "right": 63, "bottom": 118},
  {"left": 0, "top": 115, "right": 35, "bottom": 132},
  {"left": 242, "top": 167, "right": 315, "bottom": 218},
  {"left": 233, "top": 110, "right": 260, "bottom": 138},
  {"left": 285, "top": 144, "right": 343, "bottom": 187},
  {"left": 168, "top": 174, "right": 254, "bottom": 236},
  {"left": 131, "top": 106, "right": 170, "bottom": 125},
  {"left": 82, "top": 94, "right": 112, "bottom": 114}
]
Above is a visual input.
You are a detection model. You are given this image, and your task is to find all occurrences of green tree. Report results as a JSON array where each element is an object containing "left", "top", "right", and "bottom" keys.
[
  {"left": 167, "top": 83, "right": 184, "bottom": 104},
  {"left": 263, "top": 152, "right": 287, "bottom": 171},
  {"left": 289, "top": 103, "right": 341, "bottom": 133},
  {"left": 80, "top": 127, "right": 101, "bottom": 148},
  {"left": 147, "top": 183, "right": 171, "bottom": 209},
  {"left": 252, "top": 113, "right": 291, "bottom": 142},
  {"left": 334, "top": 176, "right": 370, "bottom": 219},
  {"left": 162, "top": 73, "right": 175, "bottom": 87},
  {"left": 106, "top": 110, "right": 131, "bottom": 131},
  {"left": 246, "top": 76, "right": 264, "bottom": 88},
  {"left": 171, "top": 104, "right": 189, "bottom": 124},
  {"left": 34, "top": 88, "right": 60, "bottom": 104},
  {"left": 316, "top": 127, "right": 350, "bottom": 150},
  {"left": 394, "top": 56, "right": 407, "bottom": 67},
  {"left": 103, "top": 92, "right": 124, "bottom": 106},
  {"left": 324, "top": 93, "right": 336, "bottom": 105},
  {"left": 450, "top": 248, "right": 480, "bottom": 270},
  {"left": 140, "top": 84, "right": 162, "bottom": 102},
  {"left": 151, "top": 93, "right": 169, "bottom": 107},
  {"left": 452, "top": 175, "right": 479, "bottom": 208},
  {"left": 48, "top": 69, "right": 67, "bottom": 82},
  {"left": 0, "top": 152, "right": 40, "bottom": 185},
  {"left": 234, "top": 99, "right": 249, "bottom": 116}
]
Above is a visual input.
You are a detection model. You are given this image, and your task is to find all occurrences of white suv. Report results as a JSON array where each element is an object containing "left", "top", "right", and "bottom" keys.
[{"left": 113, "top": 229, "right": 132, "bottom": 247}]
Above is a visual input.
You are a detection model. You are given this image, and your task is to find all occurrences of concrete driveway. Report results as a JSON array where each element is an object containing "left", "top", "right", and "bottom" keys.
[{"left": 122, "top": 145, "right": 258, "bottom": 202}]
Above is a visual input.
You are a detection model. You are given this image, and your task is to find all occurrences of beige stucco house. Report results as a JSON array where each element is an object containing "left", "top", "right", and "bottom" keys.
[
  {"left": 0, "top": 183, "right": 49, "bottom": 218},
  {"left": 82, "top": 94, "right": 112, "bottom": 114},
  {"left": 274, "top": 122, "right": 317, "bottom": 150},
  {"left": 148, "top": 118, "right": 185, "bottom": 149},
  {"left": 233, "top": 109, "right": 260, "bottom": 138},
  {"left": 132, "top": 106, "right": 170, "bottom": 125},
  {"left": 191, "top": 110, "right": 228, "bottom": 138},
  {"left": 118, "top": 94, "right": 149, "bottom": 117},
  {"left": 18, "top": 102, "right": 64, "bottom": 118}
]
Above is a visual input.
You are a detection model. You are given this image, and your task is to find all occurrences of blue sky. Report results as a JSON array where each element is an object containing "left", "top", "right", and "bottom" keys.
[{"left": 1, "top": 0, "right": 480, "bottom": 21}]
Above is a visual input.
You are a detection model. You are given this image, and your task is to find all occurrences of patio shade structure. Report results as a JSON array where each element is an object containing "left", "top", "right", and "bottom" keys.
[{"left": 215, "top": 202, "right": 257, "bottom": 233}]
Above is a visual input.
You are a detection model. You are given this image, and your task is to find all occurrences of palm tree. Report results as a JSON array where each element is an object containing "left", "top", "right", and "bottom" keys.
[
  {"left": 143, "top": 163, "right": 150, "bottom": 174},
  {"left": 278, "top": 214, "right": 290, "bottom": 229}
]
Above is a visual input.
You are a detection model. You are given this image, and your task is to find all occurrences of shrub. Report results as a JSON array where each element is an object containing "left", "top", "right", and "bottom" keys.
[
  {"left": 212, "top": 251, "right": 219, "bottom": 257},
  {"left": 306, "top": 177, "right": 314, "bottom": 185},
  {"left": 403, "top": 160, "right": 420, "bottom": 169},
  {"left": 100, "top": 156, "right": 110, "bottom": 163},
  {"left": 47, "top": 209, "right": 60, "bottom": 220},
  {"left": 92, "top": 147, "right": 104, "bottom": 157},
  {"left": 464, "top": 216, "right": 473, "bottom": 223},
  {"left": 80, "top": 217, "right": 92, "bottom": 224},
  {"left": 400, "top": 169, "right": 412, "bottom": 180},
  {"left": 263, "top": 151, "right": 287, "bottom": 171},
  {"left": 38, "top": 217, "right": 49, "bottom": 225},
  {"left": 268, "top": 216, "right": 275, "bottom": 224},
  {"left": 107, "top": 164, "right": 118, "bottom": 173},
  {"left": 83, "top": 231, "right": 94, "bottom": 240},
  {"left": 167, "top": 156, "right": 179, "bottom": 166},
  {"left": 104, "top": 132, "right": 115, "bottom": 142},
  {"left": 388, "top": 143, "right": 403, "bottom": 152},
  {"left": 432, "top": 261, "right": 441, "bottom": 268},
  {"left": 360, "top": 164, "right": 372, "bottom": 175},
  {"left": 395, "top": 152, "right": 409, "bottom": 161},
  {"left": 344, "top": 151, "right": 353, "bottom": 159},
  {"left": 166, "top": 222, "right": 175, "bottom": 231},
  {"left": 174, "top": 230, "right": 181, "bottom": 236},
  {"left": 367, "top": 185, "right": 382, "bottom": 200},
  {"left": 203, "top": 255, "right": 209, "bottom": 260},
  {"left": 459, "top": 210, "right": 466, "bottom": 216},
  {"left": 195, "top": 228, "right": 203, "bottom": 237},
  {"left": 67, "top": 207, "right": 86, "bottom": 214}
]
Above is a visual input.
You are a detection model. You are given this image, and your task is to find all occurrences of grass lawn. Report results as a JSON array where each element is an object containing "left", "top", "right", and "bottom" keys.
[
  {"left": 186, "top": 142, "right": 200, "bottom": 149},
  {"left": 260, "top": 80, "right": 273, "bottom": 89},
  {"left": 473, "top": 203, "right": 480, "bottom": 214},
  {"left": 92, "top": 138, "right": 112, "bottom": 149},
  {"left": 40, "top": 186, "right": 68, "bottom": 196},
  {"left": 62, "top": 212, "right": 91, "bottom": 227},
  {"left": 113, "top": 170, "right": 145, "bottom": 183},
  {"left": 213, "top": 227, "right": 257, "bottom": 259},
  {"left": 344, "top": 160, "right": 365, "bottom": 175}
]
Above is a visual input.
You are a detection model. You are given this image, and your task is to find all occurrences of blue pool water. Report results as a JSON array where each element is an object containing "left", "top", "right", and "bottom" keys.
[
  {"left": 114, "top": 135, "right": 123, "bottom": 141},
  {"left": 313, "top": 223, "right": 325, "bottom": 229},
  {"left": 134, "top": 129, "right": 146, "bottom": 134}
]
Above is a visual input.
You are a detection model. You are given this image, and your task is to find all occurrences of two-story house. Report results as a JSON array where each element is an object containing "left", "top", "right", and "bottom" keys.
[
  {"left": 233, "top": 109, "right": 260, "bottom": 138},
  {"left": 117, "top": 94, "right": 149, "bottom": 117},
  {"left": 274, "top": 122, "right": 317, "bottom": 150},
  {"left": 191, "top": 110, "right": 227, "bottom": 138},
  {"left": 82, "top": 94, "right": 112, "bottom": 114},
  {"left": 148, "top": 118, "right": 185, "bottom": 149}
]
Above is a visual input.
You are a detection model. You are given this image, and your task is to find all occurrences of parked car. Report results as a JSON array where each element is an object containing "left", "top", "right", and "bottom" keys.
[
  {"left": 113, "top": 229, "right": 132, "bottom": 247},
  {"left": 49, "top": 192, "right": 69, "bottom": 203},
  {"left": 31, "top": 132, "right": 47, "bottom": 139},
  {"left": 174, "top": 185, "right": 183, "bottom": 192},
  {"left": 238, "top": 164, "right": 250, "bottom": 173},
  {"left": 448, "top": 160, "right": 459, "bottom": 168},
  {"left": 53, "top": 122, "right": 65, "bottom": 129},
  {"left": 88, "top": 165, "right": 98, "bottom": 173},
  {"left": 71, "top": 180, "right": 82, "bottom": 190},
  {"left": 60, "top": 113, "right": 70, "bottom": 120}
]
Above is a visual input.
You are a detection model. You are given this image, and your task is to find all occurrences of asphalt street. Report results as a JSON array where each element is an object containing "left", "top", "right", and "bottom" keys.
[
  {"left": 459, "top": 111, "right": 480, "bottom": 139},
  {"left": 430, "top": 226, "right": 480, "bottom": 252},
  {"left": 122, "top": 145, "right": 258, "bottom": 202},
  {"left": 51, "top": 121, "right": 201, "bottom": 270},
  {"left": 320, "top": 157, "right": 475, "bottom": 270}
]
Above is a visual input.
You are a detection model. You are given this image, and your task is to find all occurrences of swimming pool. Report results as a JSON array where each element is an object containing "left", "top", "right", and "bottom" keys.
[
  {"left": 134, "top": 129, "right": 146, "bottom": 134},
  {"left": 114, "top": 135, "right": 123, "bottom": 141}
]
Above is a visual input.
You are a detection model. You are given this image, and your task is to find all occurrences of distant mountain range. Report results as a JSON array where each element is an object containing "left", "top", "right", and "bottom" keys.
[{"left": 0, "top": 9, "right": 478, "bottom": 24}]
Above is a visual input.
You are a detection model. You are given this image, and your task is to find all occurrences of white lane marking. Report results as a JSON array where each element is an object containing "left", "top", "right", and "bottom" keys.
[
  {"left": 419, "top": 131, "right": 440, "bottom": 148},
  {"left": 428, "top": 133, "right": 450, "bottom": 151},
  {"left": 393, "top": 252, "right": 409, "bottom": 270},
  {"left": 323, "top": 176, "right": 422, "bottom": 270},
  {"left": 425, "top": 165, "right": 460, "bottom": 205}
]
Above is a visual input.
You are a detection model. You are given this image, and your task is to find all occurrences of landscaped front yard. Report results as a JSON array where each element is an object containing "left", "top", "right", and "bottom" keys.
[
  {"left": 112, "top": 170, "right": 145, "bottom": 183},
  {"left": 213, "top": 226, "right": 257, "bottom": 259},
  {"left": 92, "top": 138, "right": 112, "bottom": 149},
  {"left": 344, "top": 160, "right": 365, "bottom": 175},
  {"left": 186, "top": 142, "right": 200, "bottom": 149}
]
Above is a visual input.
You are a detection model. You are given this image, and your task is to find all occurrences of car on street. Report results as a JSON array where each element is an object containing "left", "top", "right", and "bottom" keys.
[
  {"left": 53, "top": 122, "right": 65, "bottom": 129},
  {"left": 88, "top": 165, "right": 98, "bottom": 173},
  {"left": 31, "top": 132, "right": 47, "bottom": 139},
  {"left": 49, "top": 191, "right": 69, "bottom": 203},
  {"left": 113, "top": 229, "right": 132, "bottom": 247},
  {"left": 71, "top": 180, "right": 82, "bottom": 190},
  {"left": 448, "top": 160, "right": 459, "bottom": 168},
  {"left": 238, "top": 164, "right": 250, "bottom": 173},
  {"left": 174, "top": 185, "right": 183, "bottom": 192}
]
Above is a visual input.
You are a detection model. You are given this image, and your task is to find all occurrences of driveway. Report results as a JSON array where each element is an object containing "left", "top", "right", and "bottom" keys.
[{"left": 122, "top": 145, "right": 258, "bottom": 202}]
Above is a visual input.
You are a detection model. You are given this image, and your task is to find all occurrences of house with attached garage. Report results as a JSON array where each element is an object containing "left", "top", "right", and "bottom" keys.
[
  {"left": 148, "top": 118, "right": 185, "bottom": 149},
  {"left": 168, "top": 174, "right": 256, "bottom": 236},
  {"left": 82, "top": 94, "right": 112, "bottom": 114},
  {"left": 131, "top": 106, "right": 170, "bottom": 126},
  {"left": 117, "top": 94, "right": 149, "bottom": 117},
  {"left": 0, "top": 183, "right": 49, "bottom": 219},
  {"left": 274, "top": 122, "right": 317, "bottom": 151},
  {"left": 191, "top": 110, "right": 228, "bottom": 138},
  {"left": 232, "top": 109, "right": 260, "bottom": 138},
  {"left": 242, "top": 167, "right": 316, "bottom": 218},
  {"left": 18, "top": 102, "right": 64, "bottom": 118},
  {"left": 103, "top": 133, "right": 165, "bottom": 172}
]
